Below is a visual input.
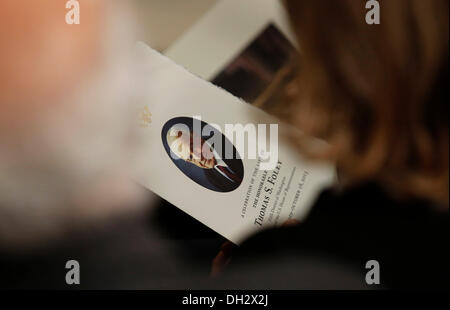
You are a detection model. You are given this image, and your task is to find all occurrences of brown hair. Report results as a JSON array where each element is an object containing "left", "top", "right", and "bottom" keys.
[{"left": 283, "top": 0, "right": 448, "bottom": 206}]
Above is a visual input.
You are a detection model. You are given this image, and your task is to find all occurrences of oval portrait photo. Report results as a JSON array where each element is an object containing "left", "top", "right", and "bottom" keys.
[{"left": 161, "top": 117, "right": 244, "bottom": 192}]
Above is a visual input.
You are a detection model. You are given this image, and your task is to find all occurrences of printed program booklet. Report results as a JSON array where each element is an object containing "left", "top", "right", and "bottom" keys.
[{"left": 132, "top": 42, "right": 336, "bottom": 245}]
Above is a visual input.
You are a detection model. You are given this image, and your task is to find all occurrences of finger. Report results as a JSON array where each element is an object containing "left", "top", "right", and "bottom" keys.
[
  {"left": 211, "top": 241, "right": 235, "bottom": 277},
  {"left": 282, "top": 219, "right": 300, "bottom": 227}
]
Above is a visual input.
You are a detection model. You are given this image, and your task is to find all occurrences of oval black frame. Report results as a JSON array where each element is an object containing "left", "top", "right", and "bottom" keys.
[{"left": 161, "top": 117, "right": 244, "bottom": 193}]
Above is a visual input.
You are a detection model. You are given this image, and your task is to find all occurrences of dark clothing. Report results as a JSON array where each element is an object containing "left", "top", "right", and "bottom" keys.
[
  {"left": 221, "top": 183, "right": 448, "bottom": 289},
  {"left": 0, "top": 203, "right": 223, "bottom": 289},
  {"left": 0, "top": 183, "right": 447, "bottom": 289}
]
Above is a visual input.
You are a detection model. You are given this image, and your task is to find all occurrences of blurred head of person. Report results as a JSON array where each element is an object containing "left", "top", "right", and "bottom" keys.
[
  {"left": 0, "top": 0, "right": 149, "bottom": 248},
  {"left": 283, "top": 0, "right": 448, "bottom": 207}
]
